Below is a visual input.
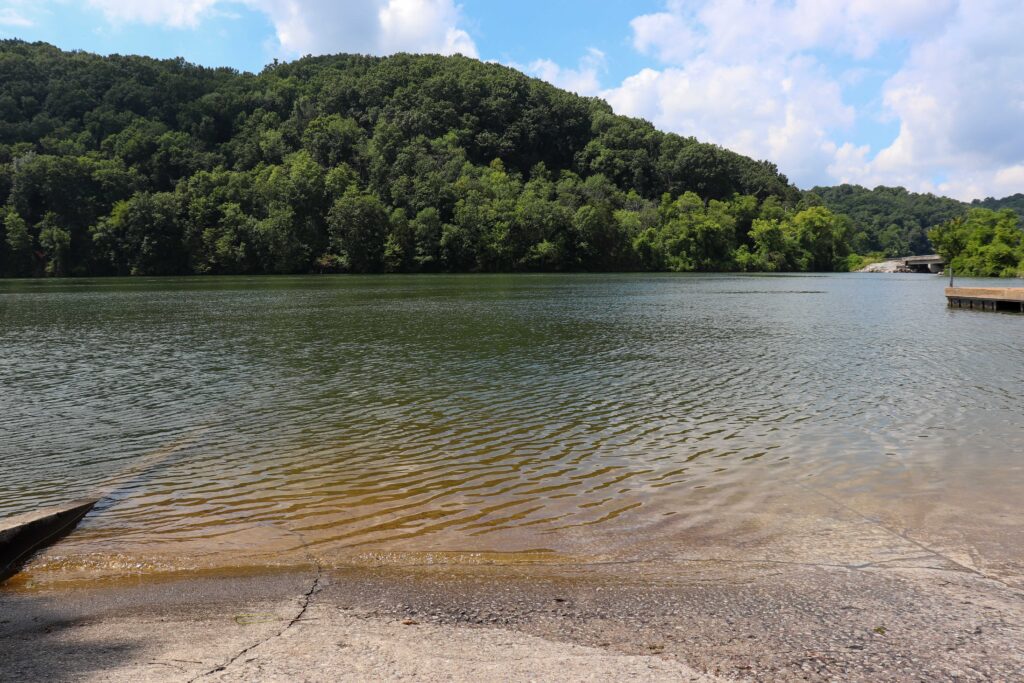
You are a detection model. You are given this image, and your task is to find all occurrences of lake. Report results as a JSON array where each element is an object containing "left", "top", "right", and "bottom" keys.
[{"left": 2, "top": 273, "right": 1022, "bottom": 585}]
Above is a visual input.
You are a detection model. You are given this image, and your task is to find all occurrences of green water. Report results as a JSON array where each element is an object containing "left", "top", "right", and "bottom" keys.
[{"left": 2, "top": 273, "right": 1022, "bottom": 580}]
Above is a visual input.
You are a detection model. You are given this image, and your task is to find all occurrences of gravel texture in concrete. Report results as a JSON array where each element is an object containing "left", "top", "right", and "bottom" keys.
[{"left": 2, "top": 557, "right": 1022, "bottom": 682}]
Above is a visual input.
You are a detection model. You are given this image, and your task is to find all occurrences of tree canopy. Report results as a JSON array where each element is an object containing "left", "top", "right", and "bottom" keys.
[
  {"left": 1, "top": 41, "right": 1013, "bottom": 277},
  {"left": 971, "top": 193, "right": 1024, "bottom": 218},
  {"left": 808, "top": 184, "right": 969, "bottom": 257},
  {"left": 929, "top": 208, "right": 1024, "bottom": 278}
]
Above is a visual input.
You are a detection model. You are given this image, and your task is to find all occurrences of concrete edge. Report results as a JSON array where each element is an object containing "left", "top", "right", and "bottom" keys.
[{"left": 0, "top": 499, "right": 99, "bottom": 584}]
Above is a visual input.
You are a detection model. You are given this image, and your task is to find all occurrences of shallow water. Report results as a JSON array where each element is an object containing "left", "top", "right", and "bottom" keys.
[{"left": 2, "top": 273, "right": 1023, "bottom": 584}]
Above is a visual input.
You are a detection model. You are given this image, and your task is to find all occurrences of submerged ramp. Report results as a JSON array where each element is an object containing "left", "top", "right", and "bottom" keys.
[
  {"left": 0, "top": 499, "right": 97, "bottom": 583},
  {"left": 0, "top": 428, "right": 205, "bottom": 585}
]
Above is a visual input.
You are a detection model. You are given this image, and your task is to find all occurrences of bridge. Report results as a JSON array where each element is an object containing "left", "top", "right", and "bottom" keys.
[{"left": 903, "top": 255, "right": 945, "bottom": 273}]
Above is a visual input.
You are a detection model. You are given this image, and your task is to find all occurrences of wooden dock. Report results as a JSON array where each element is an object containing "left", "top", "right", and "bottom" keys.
[{"left": 946, "top": 287, "right": 1024, "bottom": 312}]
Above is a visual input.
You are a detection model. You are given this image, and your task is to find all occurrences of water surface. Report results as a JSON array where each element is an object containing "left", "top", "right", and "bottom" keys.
[{"left": 2, "top": 274, "right": 1022, "bottom": 584}]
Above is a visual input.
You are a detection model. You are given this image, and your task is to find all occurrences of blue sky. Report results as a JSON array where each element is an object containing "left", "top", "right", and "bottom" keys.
[{"left": 2, "top": 0, "right": 1022, "bottom": 201}]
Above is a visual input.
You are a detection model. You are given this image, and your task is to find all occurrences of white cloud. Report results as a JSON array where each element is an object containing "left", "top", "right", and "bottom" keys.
[
  {"left": 832, "top": 0, "right": 1024, "bottom": 200},
  {"left": 0, "top": 7, "right": 33, "bottom": 27},
  {"left": 527, "top": 48, "right": 606, "bottom": 96},
  {"left": 603, "top": 55, "right": 853, "bottom": 187},
  {"left": 630, "top": 7, "right": 701, "bottom": 64},
  {"left": 252, "top": 0, "right": 477, "bottom": 58},
  {"left": 598, "top": 0, "right": 1024, "bottom": 199},
  {"left": 85, "top": 0, "right": 219, "bottom": 28},
  {"left": 378, "top": 0, "right": 476, "bottom": 56},
  {"left": 81, "top": 0, "right": 477, "bottom": 57},
  {"left": 688, "top": 0, "right": 956, "bottom": 62}
]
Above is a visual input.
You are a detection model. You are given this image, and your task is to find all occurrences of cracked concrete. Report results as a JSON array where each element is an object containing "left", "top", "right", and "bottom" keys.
[
  {"left": 184, "top": 522, "right": 328, "bottom": 682},
  {"left": 187, "top": 572, "right": 323, "bottom": 682},
  {"left": 2, "top": 556, "right": 1022, "bottom": 682}
]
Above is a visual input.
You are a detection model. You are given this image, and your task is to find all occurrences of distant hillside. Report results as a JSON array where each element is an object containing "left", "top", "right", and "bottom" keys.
[
  {"left": 4, "top": 40, "right": 850, "bottom": 278},
  {"left": 808, "top": 184, "right": 1024, "bottom": 257},
  {"left": 808, "top": 184, "right": 967, "bottom": 256},
  {"left": 971, "top": 193, "right": 1024, "bottom": 216}
]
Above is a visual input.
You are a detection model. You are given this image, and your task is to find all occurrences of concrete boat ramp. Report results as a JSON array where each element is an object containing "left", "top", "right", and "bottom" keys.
[
  {"left": 0, "top": 499, "right": 98, "bottom": 583},
  {"left": 2, "top": 556, "right": 1023, "bottom": 681}
]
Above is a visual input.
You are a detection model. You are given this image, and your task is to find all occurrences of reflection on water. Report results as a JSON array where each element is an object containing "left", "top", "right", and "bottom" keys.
[{"left": 1, "top": 273, "right": 1022, "bottom": 583}]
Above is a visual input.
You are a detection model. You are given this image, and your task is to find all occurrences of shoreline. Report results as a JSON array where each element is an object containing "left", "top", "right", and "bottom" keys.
[{"left": 2, "top": 557, "right": 1022, "bottom": 681}]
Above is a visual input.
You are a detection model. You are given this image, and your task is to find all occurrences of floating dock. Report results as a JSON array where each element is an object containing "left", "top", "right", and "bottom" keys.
[{"left": 946, "top": 287, "right": 1024, "bottom": 312}]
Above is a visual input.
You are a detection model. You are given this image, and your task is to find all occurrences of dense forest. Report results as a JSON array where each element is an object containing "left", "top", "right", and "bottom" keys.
[
  {"left": 971, "top": 193, "right": 1024, "bottom": 217},
  {"left": 0, "top": 41, "right": 862, "bottom": 277},
  {"left": 809, "top": 184, "right": 973, "bottom": 257},
  {"left": 929, "top": 208, "right": 1024, "bottom": 278},
  {"left": 0, "top": 42, "right": 1019, "bottom": 278}
]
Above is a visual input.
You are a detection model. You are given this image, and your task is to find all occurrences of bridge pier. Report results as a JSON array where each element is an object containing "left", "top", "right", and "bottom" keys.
[{"left": 903, "top": 255, "right": 946, "bottom": 273}]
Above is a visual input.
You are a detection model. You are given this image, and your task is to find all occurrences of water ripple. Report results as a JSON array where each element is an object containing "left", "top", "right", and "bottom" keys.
[{"left": 2, "top": 273, "right": 1023, "bottom": 578}]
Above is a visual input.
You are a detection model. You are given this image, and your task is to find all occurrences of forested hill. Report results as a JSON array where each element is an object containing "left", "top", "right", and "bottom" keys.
[
  {"left": 808, "top": 184, "right": 969, "bottom": 256},
  {"left": 3, "top": 40, "right": 873, "bottom": 277},
  {"left": 971, "top": 193, "right": 1024, "bottom": 216}
]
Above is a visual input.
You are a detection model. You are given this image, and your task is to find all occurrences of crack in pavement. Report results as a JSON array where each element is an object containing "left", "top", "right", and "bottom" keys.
[
  {"left": 187, "top": 570, "right": 322, "bottom": 682},
  {"left": 187, "top": 526, "right": 323, "bottom": 682}
]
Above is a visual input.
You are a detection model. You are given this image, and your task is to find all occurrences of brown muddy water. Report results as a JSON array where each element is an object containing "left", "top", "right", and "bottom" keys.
[{"left": 2, "top": 273, "right": 1022, "bottom": 588}]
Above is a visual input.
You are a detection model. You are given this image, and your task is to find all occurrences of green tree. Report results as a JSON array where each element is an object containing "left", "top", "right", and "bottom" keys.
[
  {"left": 412, "top": 207, "right": 442, "bottom": 270},
  {"left": 787, "top": 206, "right": 852, "bottom": 272},
  {"left": 931, "top": 209, "right": 1024, "bottom": 277},
  {"left": 91, "top": 192, "right": 186, "bottom": 275},
  {"left": 928, "top": 216, "right": 968, "bottom": 263},
  {"left": 37, "top": 212, "right": 70, "bottom": 276},
  {"left": 210, "top": 203, "right": 259, "bottom": 274},
  {"left": 741, "top": 218, "right": 796, "bottom": 272},
  {"left": 302, "top": 114, "right": 365, "bottom": 168},
  {"left": 256, "top": 204, "right": 310, "bottom": 274},
  {"left": 2, "top": 207, "right": 33, "bottom": 276},
  {"left": 572, "top": 204, "right": 621, "bottom": 270},
  {"left": 326, "top": 188, "right": 390, "bottom": 273},
  {"left": 383, "top": 208, "right": 416, "bottom": 273},
  {"left": 656, "top": 192, "right": 737, "bottom": 272},
  {"left": 0, "top": 42, "right": 882, "bottom": 277},
  {"left": 810, "top": 184, "right": 965, "bottom": 255}
]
